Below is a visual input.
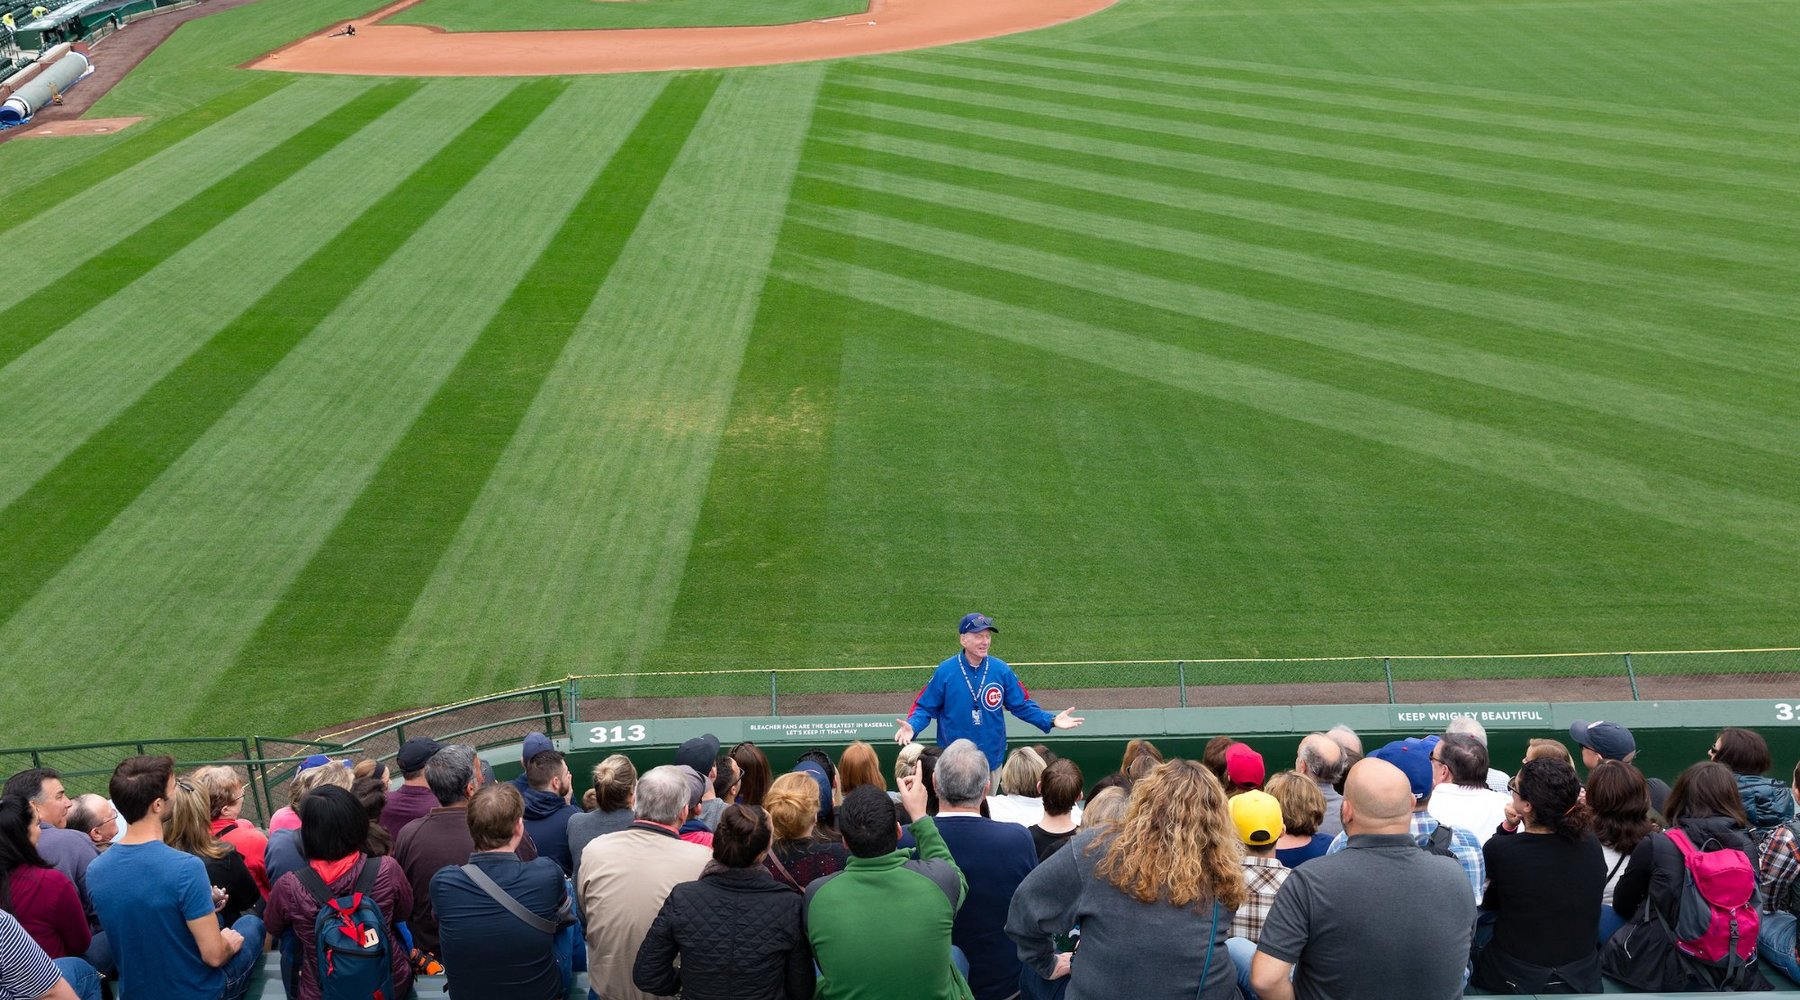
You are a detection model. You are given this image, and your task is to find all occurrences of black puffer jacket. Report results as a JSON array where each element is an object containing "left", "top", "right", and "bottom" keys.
[{"left": 633, "top": 862, "right": 815, "bottom": 1000}]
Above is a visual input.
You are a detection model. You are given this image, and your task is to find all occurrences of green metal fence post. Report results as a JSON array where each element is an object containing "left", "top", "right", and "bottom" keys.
[
  {"left": 243, "top": 737, "right": 268, "bottom": 824},
  {"left": 1383, "top": 657, "right": 1396, "bottom": 705},
  {"left": 769, "top": 671, "right": 779, "bottom": 717},
  {"left": 1624, "top": 653, "right": 1641, "bottom": 701},
  {"left": 566, "top": 677, "right": 581, "bottom": 730},
  {"left": 1177, "top": 662, "right": 1187, "bottom": 708}
]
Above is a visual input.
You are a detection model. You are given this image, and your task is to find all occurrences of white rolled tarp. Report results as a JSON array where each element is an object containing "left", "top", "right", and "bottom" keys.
[{"left": 0, "top": 49, "right": 89, "bottom": 123}]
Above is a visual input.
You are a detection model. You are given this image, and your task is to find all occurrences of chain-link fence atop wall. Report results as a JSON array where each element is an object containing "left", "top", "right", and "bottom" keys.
[{"left": 570, "top": 646, "right": 1800, "bottom": 721}]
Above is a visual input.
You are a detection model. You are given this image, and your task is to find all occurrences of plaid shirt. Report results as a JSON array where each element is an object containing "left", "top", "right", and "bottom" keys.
[
  {"left": 1328, "top": 813, "right": 1486, "bottom": 904},
  {"left": 1231, "top": 855, "right": 1289, "bottom": 942},
  {"left": 1761, "top": 825, "right": 1800, "bottom": 913}
]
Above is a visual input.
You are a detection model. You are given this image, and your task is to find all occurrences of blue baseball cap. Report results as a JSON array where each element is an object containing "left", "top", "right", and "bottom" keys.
[
  {"left": 1369, "top": 736, "right": 1439, "bottom": 801},
  {"left": 959, "top": 613, "right": 999, "bottom": 635}
]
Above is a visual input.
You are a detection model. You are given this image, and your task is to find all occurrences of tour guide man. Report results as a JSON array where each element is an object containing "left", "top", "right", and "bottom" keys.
[{"left": 894, "top": 613, "right": 1084, "bottom": 771}]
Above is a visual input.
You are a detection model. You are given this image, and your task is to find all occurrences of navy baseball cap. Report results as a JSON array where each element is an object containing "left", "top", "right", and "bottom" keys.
[
  {"left": 522, "top": 732, "right": 555, "bottom": 762},
  {"left": 959, "top": 613, "right": 999, "bottom": 635}
]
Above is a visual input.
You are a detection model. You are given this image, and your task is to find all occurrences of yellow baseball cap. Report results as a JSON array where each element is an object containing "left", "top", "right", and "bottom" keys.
[{"left": 1229, "top": 790, "right": 1284, "bottom": 847}]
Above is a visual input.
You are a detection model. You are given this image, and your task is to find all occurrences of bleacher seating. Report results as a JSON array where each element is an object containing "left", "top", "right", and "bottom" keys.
[{"left": 248, "top": 951, "right": 592, "bottom": 999}]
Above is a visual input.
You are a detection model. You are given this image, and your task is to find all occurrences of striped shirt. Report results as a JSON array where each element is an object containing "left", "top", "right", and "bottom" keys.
[{"left": 0, "top": 909, "right": 60, "bottom": 1000}]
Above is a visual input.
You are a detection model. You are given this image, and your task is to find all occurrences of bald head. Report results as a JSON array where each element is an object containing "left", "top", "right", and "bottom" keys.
[
  {"left": 1296, "top": 733, "right": 1344, "bottom": 782},
  {"left": 1342, "top": 758, "right": 1415, "bottom": 835}
]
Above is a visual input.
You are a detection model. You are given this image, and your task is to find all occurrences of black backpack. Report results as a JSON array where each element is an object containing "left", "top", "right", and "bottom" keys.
[{"left": 1419, "top": 825, "right": 1456, "bottom": 858}]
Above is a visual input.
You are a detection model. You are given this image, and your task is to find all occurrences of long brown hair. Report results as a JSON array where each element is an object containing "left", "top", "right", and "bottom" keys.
[
  {"left": 1586, "top": 760, "right": 1655, "bottom": 856},
  {"left": 1665, "top": 761, "right": 1749, "bottom": 827},
  {"left": 1094, "top": 760, "right": 1246, "bottom": 910},
  {"left": 731, "top": 742, "right": 772, "bottom": 807}
]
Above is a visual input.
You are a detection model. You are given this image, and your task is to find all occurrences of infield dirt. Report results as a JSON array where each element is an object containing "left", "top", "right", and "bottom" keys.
[{"left": 249, "top": 0, "right": 1120, "bottom": 76}]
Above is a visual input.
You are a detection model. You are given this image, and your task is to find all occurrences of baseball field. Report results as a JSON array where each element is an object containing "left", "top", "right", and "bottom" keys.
[{"left": 0, "top": 0, "right": 1796, "bottom": 746}]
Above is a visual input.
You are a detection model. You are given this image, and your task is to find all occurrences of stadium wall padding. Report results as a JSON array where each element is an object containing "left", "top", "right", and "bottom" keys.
[{"left": 483, "top": 699, "right": 1800, "bottom": 792}]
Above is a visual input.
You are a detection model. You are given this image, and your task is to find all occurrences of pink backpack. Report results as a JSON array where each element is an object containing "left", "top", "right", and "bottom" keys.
[{"left": 1664, "top": 828, "right": 1759, "bottom": 969}]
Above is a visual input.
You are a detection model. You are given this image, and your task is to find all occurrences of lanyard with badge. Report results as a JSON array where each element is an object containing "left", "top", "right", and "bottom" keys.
[{"left": 960, "top": 654, "right": 989, "bottom": 726}]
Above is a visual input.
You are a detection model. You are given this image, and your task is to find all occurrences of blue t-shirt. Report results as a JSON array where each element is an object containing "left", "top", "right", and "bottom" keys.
[{"left": 87, "top": 840, "right": 221, "bottom": 1000}]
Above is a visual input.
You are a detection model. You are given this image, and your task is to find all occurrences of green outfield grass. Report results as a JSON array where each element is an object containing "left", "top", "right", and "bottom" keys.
[
  {"left": 387, "top": 0, "right": 867, "bottom": 32},
  {"left": 1, "top": 0, "right": 1797, "bottom": 746}
]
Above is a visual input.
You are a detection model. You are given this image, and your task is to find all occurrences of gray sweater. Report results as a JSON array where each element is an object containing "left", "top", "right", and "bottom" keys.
[{"left": 1005, "top": 828, "right": 1240, "bottom": 1000}]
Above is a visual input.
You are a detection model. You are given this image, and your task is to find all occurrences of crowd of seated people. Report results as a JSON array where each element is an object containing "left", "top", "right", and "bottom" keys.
[{"left": 5, "top": 718, "right": 1800, "bottom": 1000}]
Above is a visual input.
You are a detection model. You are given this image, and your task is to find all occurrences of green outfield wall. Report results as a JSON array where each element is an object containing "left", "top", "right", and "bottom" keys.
[{"left": 543, "top": 698, "right": 1800, "bottom": 793}]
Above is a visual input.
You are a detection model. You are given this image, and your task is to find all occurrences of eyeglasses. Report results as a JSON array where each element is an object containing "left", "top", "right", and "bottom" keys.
[{"left": 1708, "top": 746, "right": 1721, "bottom": 758}]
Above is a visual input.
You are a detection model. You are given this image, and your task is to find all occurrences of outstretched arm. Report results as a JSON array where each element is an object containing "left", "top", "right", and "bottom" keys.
[{"left": 897, "top": 677, "right": 943, "bottom": 745}]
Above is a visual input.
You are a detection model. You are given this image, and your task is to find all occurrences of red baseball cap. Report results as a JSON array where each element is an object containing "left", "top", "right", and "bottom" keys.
[{"left": 1225, "top": 743, "right": 1265, "bottom": 788}]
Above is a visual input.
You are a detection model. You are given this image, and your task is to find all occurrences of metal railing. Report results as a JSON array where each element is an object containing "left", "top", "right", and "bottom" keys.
[{"left": 0, "top": 684, "right": 568, "bottom": 823}]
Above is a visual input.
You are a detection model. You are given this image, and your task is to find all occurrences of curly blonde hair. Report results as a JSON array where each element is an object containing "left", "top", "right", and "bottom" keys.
[{"left": 1093, "top": 759, "right": 1246, "bottom": 910}]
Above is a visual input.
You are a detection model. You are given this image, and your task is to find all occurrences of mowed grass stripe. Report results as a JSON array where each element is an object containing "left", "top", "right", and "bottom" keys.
[
  {"left": 809, "top": 117, "right": 1795, "bottom": 341},
  {"left": 776, "top": 251, "right": 1800, "bottom": 556},
  {"left": 976, "top": 44, "right": 1798, "bottom": 163},
  {"left": 795, "top": 164, "right": 1800, "bottom": 456},
  {"left": 0, "top": 80, "right": 653, "bottom": 744},
  {"left": 0, "top": 77, "right": 294, "bottom": 239},
  {"left": 840, "top": 64, "right": 1800, "bottom": 240},
  {"left": 810, "top": 105, "right": 1796, "bottom": 325},
  {"left": 231, "top": 73, "right": 722, "bottom": 677},
  {"left": 803, "top": 125, "right": 1800, "bottom": 390},
  {"left": 861, "top": 56, "right": 1797, "bottom": 202},
  {"left": 811, "top": 104, "right": 1800, "bottom": 375},
  {"left": 0, "top": 83, "right": 419, "bottom": 376},
  {"left": 822, "top": 81, "right": 1800, "bottom": 279},
  {"left": 1047, "top": 40, "right": 1800, "bottom": 138},
  {"left": 385, "top": 66, "right": 826, "bottom": 690},
  {"left": 790, "top": 194, "right": 1797, "bottom": 497},
  {"left": 0, "top": 82, "right": 371, "bottom": 317},
  {"left": 0, "top": 80, "right": 562, "bottom": 630},
  {"left": 0, "top": 82, "right": 520, "bottom": 513},
  {"left": 1000, "top": 40, "right": 1800, "bottom": 152}
]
